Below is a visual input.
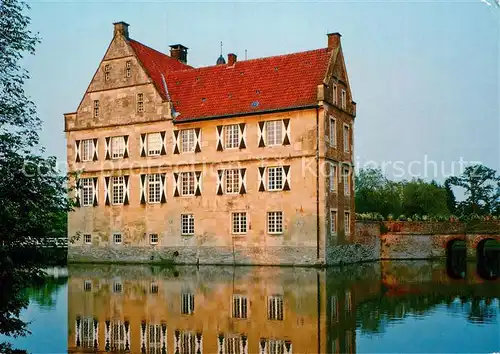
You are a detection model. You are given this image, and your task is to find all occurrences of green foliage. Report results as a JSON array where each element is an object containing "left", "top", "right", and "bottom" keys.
[{"left": 402, "top": 179, "right": 449, "bottom": 216}]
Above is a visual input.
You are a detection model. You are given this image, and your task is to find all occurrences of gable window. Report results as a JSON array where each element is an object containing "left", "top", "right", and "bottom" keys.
[
  {"left": 343, "top": 124, "right": 350, "bottom": 152},
  {"left": 113, "top": 233, "right": 122, "bottom": 244},
  {"left": 93, "top": 100, "right": 99, "bottom": 118},
  {"left": 267, "top": 295, "right": 284, "bottom": 320},
  {"left": 333, "top": 84, "right": 338, "bottom": 104},
  {"left": 104, "top": 64, "right": 110, "bottom": 82},
  {"left": 137, "top": 93, "right": 144, "bottom": 113},
  {"left": 330, "top": 163, "right": 337, "bottom": 192},
  {"left": 330, "top": 210, "right": 337, "bottom": 235},
  {"left": 81, "top": 139, "right": 94, "bottom": 162},
  {"left": 181, "top": 129, "right": 195, "bottom": 153},
  {"left": 111, "top": 176, "right": 125, "bottom": 205},
  {"left": 329, "top": 117, "right": 336, "bottom": 147},
  {"left": 81, "top": 178, "right": 94, "bottom": 207},
  {"left": 232, "top": 212, "right": 247, "bottom": 235},
  {"left": 146, "top": 132, "right": 162, "bottom": 156},
  {"left": 111, "top": 136, "right": 125, "bottom": 159},
  {"left": 341, "top": 89, "right": 347, "bottom": 109},
  {"left": 267, "top": 211, "right": 283, "bottom": 234},
  {"left": 149, "top": 233, "right": 158, "bottom": 245},
  {"left": 125, "top": 60, "right": 131, "bottom": 78},
  {"left": 232, "top": 295, "right": 248, "bottom": 319},
  {"left": 225, "top": 124, "right": 240, "bottom": 149},
  {"left": 181, "top": 293, "right": 195, "bottom": 315},
  {"left": 181, "top": 214, "right": 195, "bottom": 235},
  {"left": 84, "top": 233, "right": 92, "bottom": 245},
  {"left": 343, "top": 167, "right": 350, "bottom": 196},
  {"left": 224, "top": 169, "right": 240, "bottom": 194},
  {"left": 148, "top": 174, "right": 161, "bottom": 203},
  {"left": 344, "top": 212, "right": 351, "bottom": 236},
  {"left": 267, "top": 167, "right": 283, "bottom": 191},
  {"left": 180, "top": 172, "right": 195, "bottom": 196},
  {"left": 266, "top": 120, "right": 282, "bottom": 146}
]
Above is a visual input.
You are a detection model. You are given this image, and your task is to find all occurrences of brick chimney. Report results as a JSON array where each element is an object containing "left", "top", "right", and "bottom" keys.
[
  {"left": 113, "top": 21, "right": 130, "bottom": 39},
  {"left": 169, "top": 44, "right": 188, "bottom": 64},
  {"left": 228, "top": 53, "right": 237, "bottom": 66},
  {"left": 327, "top": 32, "right": 341, "bottom": 49}
]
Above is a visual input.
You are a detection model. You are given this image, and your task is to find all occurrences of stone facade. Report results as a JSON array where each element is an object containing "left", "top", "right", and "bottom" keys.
[{"left": 66, "top": 23, "right": 359, "bottom": 266}]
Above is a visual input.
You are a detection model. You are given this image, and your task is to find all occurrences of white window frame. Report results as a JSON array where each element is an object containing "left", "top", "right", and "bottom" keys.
[
  {"left": 180, "top": 172, "right": 195, "bottom": 196},
  {"left": 267, "top": 166, "right": 283, "bottom": 191},
  {"left": 113, "top": 233, "right": 122, "bottom": 244},
  {"left": 148, "top": 174, "right": 161, "bottom": 203},
  {"left": 146, "top": 132, "right": 162, "bottom": 156},
  {"left": 343, "top": 124, "right": 350, "bottom": 153},
  {"left": 224, "top": 169, "right": 240, "bottom": 195},
  {"left": 267, "top": 295, "right": 284, "bottom": 321},
  {"left": 181, "top": 129, "right": 196, "bottom": 153},
  {"left": 231, "top": 212, "right": 247, "bottom": 235},
  {"left": 329, "top": 116, "right": 336, "bottom": 147},
  {"left": 93, "top": 100, "right": 99, "bottom": 118},
  {"left": 333, "top": 84, "right": 338, "bottom": 105},
  {"left": 81, "top": 139, "right": 94, "bottom": 162},
  {"left": 269, "top": 340, "right": 286, "bottom": 354},
  {"left": 266, "top": 120, "right": 282, "bottom": 146},
  {"left": 329, "top": 163, "right": 337, "bottom": 193},
  {"left": 111, "top": 136, "right": 125, "bottom": 159},
  {"left": 181, "top": 293, "right": 195, "bottom": 315},
  {"left": 344, "top": 212, "right": 351, "bottom": 236},
  {"left": 137, "top": 93, "right": 144, "bottom": 113},
  {"left": 81, "top": 178, "right": 94, "bottom": 207},
  {"left": 267, "top": 211, "right": 283, "bottom": 235},
  {"left": 343, "top": 166, "right": 350, "bottom": 196},
  {"left": 181, "top": 214, "right": 195, "bottom": 235},
  {"left": 330, "top": 210, "right": 337, "bottom": 236},
  {"left": 111, "top": 176, "right": 125, "bottom": 205},
  {"left": 150, "top": 282, "right": 159, "bottom": 294},
  {"left": 113, "top": 281, "right": 123, "bottom": 293},
  {"left": 84, "top": 233, "right": 92, "bottom": 245},
  {"left": 125, "top": 60, "right": 131, "bottom": 78},
  {"left": 84, "top": 280, "right": 92, "bottom": 292},
  {"left": 149, "top": 233, "right": 159, "bottom": 245},
  {"left": 224, "top": 124, "right": 240, "bottom": 149},
  {"left": 341, "top": 89, "right": 347, "bottom": 109},
  {"left": 232, "top": 295, "right": 248, "bottom": 319}
]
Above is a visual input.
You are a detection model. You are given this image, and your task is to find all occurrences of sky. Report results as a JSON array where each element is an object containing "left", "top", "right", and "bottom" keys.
[{"left": 23, "top": 0, "right": 499, "bottom": 182}]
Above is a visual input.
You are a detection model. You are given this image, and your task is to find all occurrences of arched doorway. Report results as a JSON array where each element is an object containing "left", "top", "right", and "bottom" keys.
[
  {"left": 446, "top": 239, "right": 466, "bottom": 279},
  {"left": 476, "top": 238, "right": 500, "bottom": 280}
]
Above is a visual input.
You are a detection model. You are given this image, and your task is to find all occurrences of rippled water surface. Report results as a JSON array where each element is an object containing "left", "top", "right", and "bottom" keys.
[{"left": 1, "top": 261, "right": 499, "bottom": 353}]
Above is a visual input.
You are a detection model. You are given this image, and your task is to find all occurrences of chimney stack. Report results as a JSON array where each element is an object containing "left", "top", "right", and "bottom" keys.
[
  {"left": 228, "top": 53, "right": 237, "bottom": 66},
  {"left": 327, "top": 32, "right": 341, "bottom": 49},
  {"left": 169, "top": 44, "right": 188, "bottom": 64},
  {"left": 113, "top": 21, "right": 130, "bottom": 39}
]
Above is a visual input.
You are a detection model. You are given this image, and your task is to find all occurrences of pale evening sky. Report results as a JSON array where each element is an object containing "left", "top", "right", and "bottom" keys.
[{"left": 23, "top": 0, "right": 499, "bottom": 182}]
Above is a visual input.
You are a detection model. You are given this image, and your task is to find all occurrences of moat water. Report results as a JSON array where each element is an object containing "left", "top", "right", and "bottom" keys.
[{"left": 1, "top": 260, "right": 499, "bottom": 353}]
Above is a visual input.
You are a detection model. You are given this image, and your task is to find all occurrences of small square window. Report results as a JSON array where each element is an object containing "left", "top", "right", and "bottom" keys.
[
  {"left": 84, "top": 233, "right": 92, "bottom": 245},
  {"left": 150, "top": 233, "right": 159, "bottom": 245},
  {"left": 93, "top": 100, "right": 99, "bottom": 118},
  {"left": 113, "top": 281, "right": 123, "bottom": 293},
  {"left": 104, "top": 64, "right": 110, "bottom": 82},
  {"left": 125, "top": 61, "right": 131, "bottom": 78},
  {"left": 137, "top": 93, "right": 144, "bottom": 113},
  {"left": 232, "top": 295, "right": 248, "bottom": 319},
  {"left": 84, "top": 280, "right": 92, "bottom": 292},
  {"left": 232, "top": 212, "right": 247, "bottom": 235},
  {"left": 267, "top": 211, "right": 283, "bottom": 234},
  {"left": 113, "top": 233, "right": 122, "bottom": 244},
  {"left": 181, "top": 214, "right": 195, "bottom": 235}
]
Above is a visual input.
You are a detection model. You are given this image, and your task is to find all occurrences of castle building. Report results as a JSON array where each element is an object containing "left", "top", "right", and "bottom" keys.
[{"left": 65, "top": 22, "right": 359, "bottom": 265}]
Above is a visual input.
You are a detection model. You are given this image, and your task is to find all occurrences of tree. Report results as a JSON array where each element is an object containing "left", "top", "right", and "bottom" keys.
[
  {"left": 401, "top": 179, "right": 450, "bottom": 217},
  {"left": 444, "top": 179, "right": 457, "bottom": 214},
  {"left": 447, "top": 165, "right": 500, "bottom": 216}
]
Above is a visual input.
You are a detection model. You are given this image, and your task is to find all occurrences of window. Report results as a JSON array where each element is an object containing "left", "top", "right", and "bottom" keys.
[
  {"left": 84, "top": 233, "right": 92, "bottom": 245},
  {"left": 150, "top": 282, "right": 159, "bottom": 294},
  {"left": 232, "top": 212, "right": 247, "bottom": 235},
  {"left": 343, "top": 125, "right": 350, "bottom": 152},
  {"left": 331, "top": 296, "right": 338, "bottom": 323},
  {"left": 150, "top": 233, "right": 158, "bottom": 245},
  {"left": 93, "top": 100, "right": 99, "bottom": 118},
  {"left": 344, "top": 212, "right": 350, "bottom": 236},
  {"left": 148, "top": 174, "right": 161, "bottom": 203},
  {"left": 81, "top": 178, "right": 94, "bottom": 207},
  {"left": 269, "top": 340, "right": 285, "bottom": 354},
  {"left": 181, "top": 214, "right": 195, "bottom": 235},
  {"left": 330, "top": 210, "right": 337, "bottom": 235},
  {"left": 343, "top": 167, "right": 350, "bottom": 196},
  {"left": 329, "top": 163, "right": 337, "bottom": 193},
  {"left": 137, "top": 93, "right": 144, "bottom": 113},
  {"left": 267, "top": 167, "right": 283, "bottom": 191},
  {"left": 113, "top": 233, "right": 122, "bottom": 244},
  {"left": 226, "top": 336, "right": 242, "bottom": 354},
  {"left": 224, "top": 124, "right": 240, "bottom": 149},
  {"left": 266, "top": 120, "right": 282, "bottom": 146},
  {"left": 81, "top": 139, "right": 94, "bottom": 162},
  {"left": 225, "top": 169, "right": 240, "bottom": 194},
  {"left": 80, "top": 317, "right": 96, "bottom": 349},
  {"left": 267, "top": 295, "right": 284, "bottom": 320},
  {"left": 111, "top": 136, "right": 125, "bottom": 159},
  {"left": 341, "top": 89, "right": 347, "bottom": 109},
  {"left": 345, "top": 290, "right": 352, "bottom": 313},
  {"left": 179, "top": 331, "right": 196, "bottom": 354},
  {"left": 181, "top": 293, "right": 195, "bottom": 315},
  {"left": 147, "top": 132, "right": 162, "bottom": 156},
  {"left": 333, "top": 84, "right": 338, "bottom": 104},
  {"left": 329, "top": 117, "right": 336, "bottom": 146},
  {"left": 181, "top": 172, "right": 195, "bottom": 196},
  {"left": 84, "top": 280, "right": 92, "bottom": 292},
  {"left": 232, "top": 295, "right": 248, "bottom": 319},
  {"left": 267, "top": 211, "right": 283, "bottom": 234},
  {"left": 113, "top": 281, "right": 123, "bottom": 293},
  {"left": 104, "top": 64, "right": 110, "bottom": 82},
  {"left": 112, "top": 176, "right": 125, "bottom": 205},
  {"left": 125, "top": 60, "right": 131, "bottom": 78},
  {"left": 181, "top": 129, "right": 195, "bottom": 153}
]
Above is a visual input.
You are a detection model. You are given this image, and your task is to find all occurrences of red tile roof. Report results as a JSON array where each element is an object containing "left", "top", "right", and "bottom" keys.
[{"left": 129, "top": 39, "right": 332, "bottom": 122}]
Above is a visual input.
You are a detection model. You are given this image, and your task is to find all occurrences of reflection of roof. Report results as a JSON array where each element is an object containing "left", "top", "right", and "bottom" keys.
[{"left": 129, "top": 38, "right": 332, "bottom": 122}]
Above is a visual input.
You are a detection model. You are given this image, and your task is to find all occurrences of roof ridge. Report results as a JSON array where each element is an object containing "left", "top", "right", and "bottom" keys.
[{"left": 128, "top": 38, "right": 193, "bottom": 69}]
